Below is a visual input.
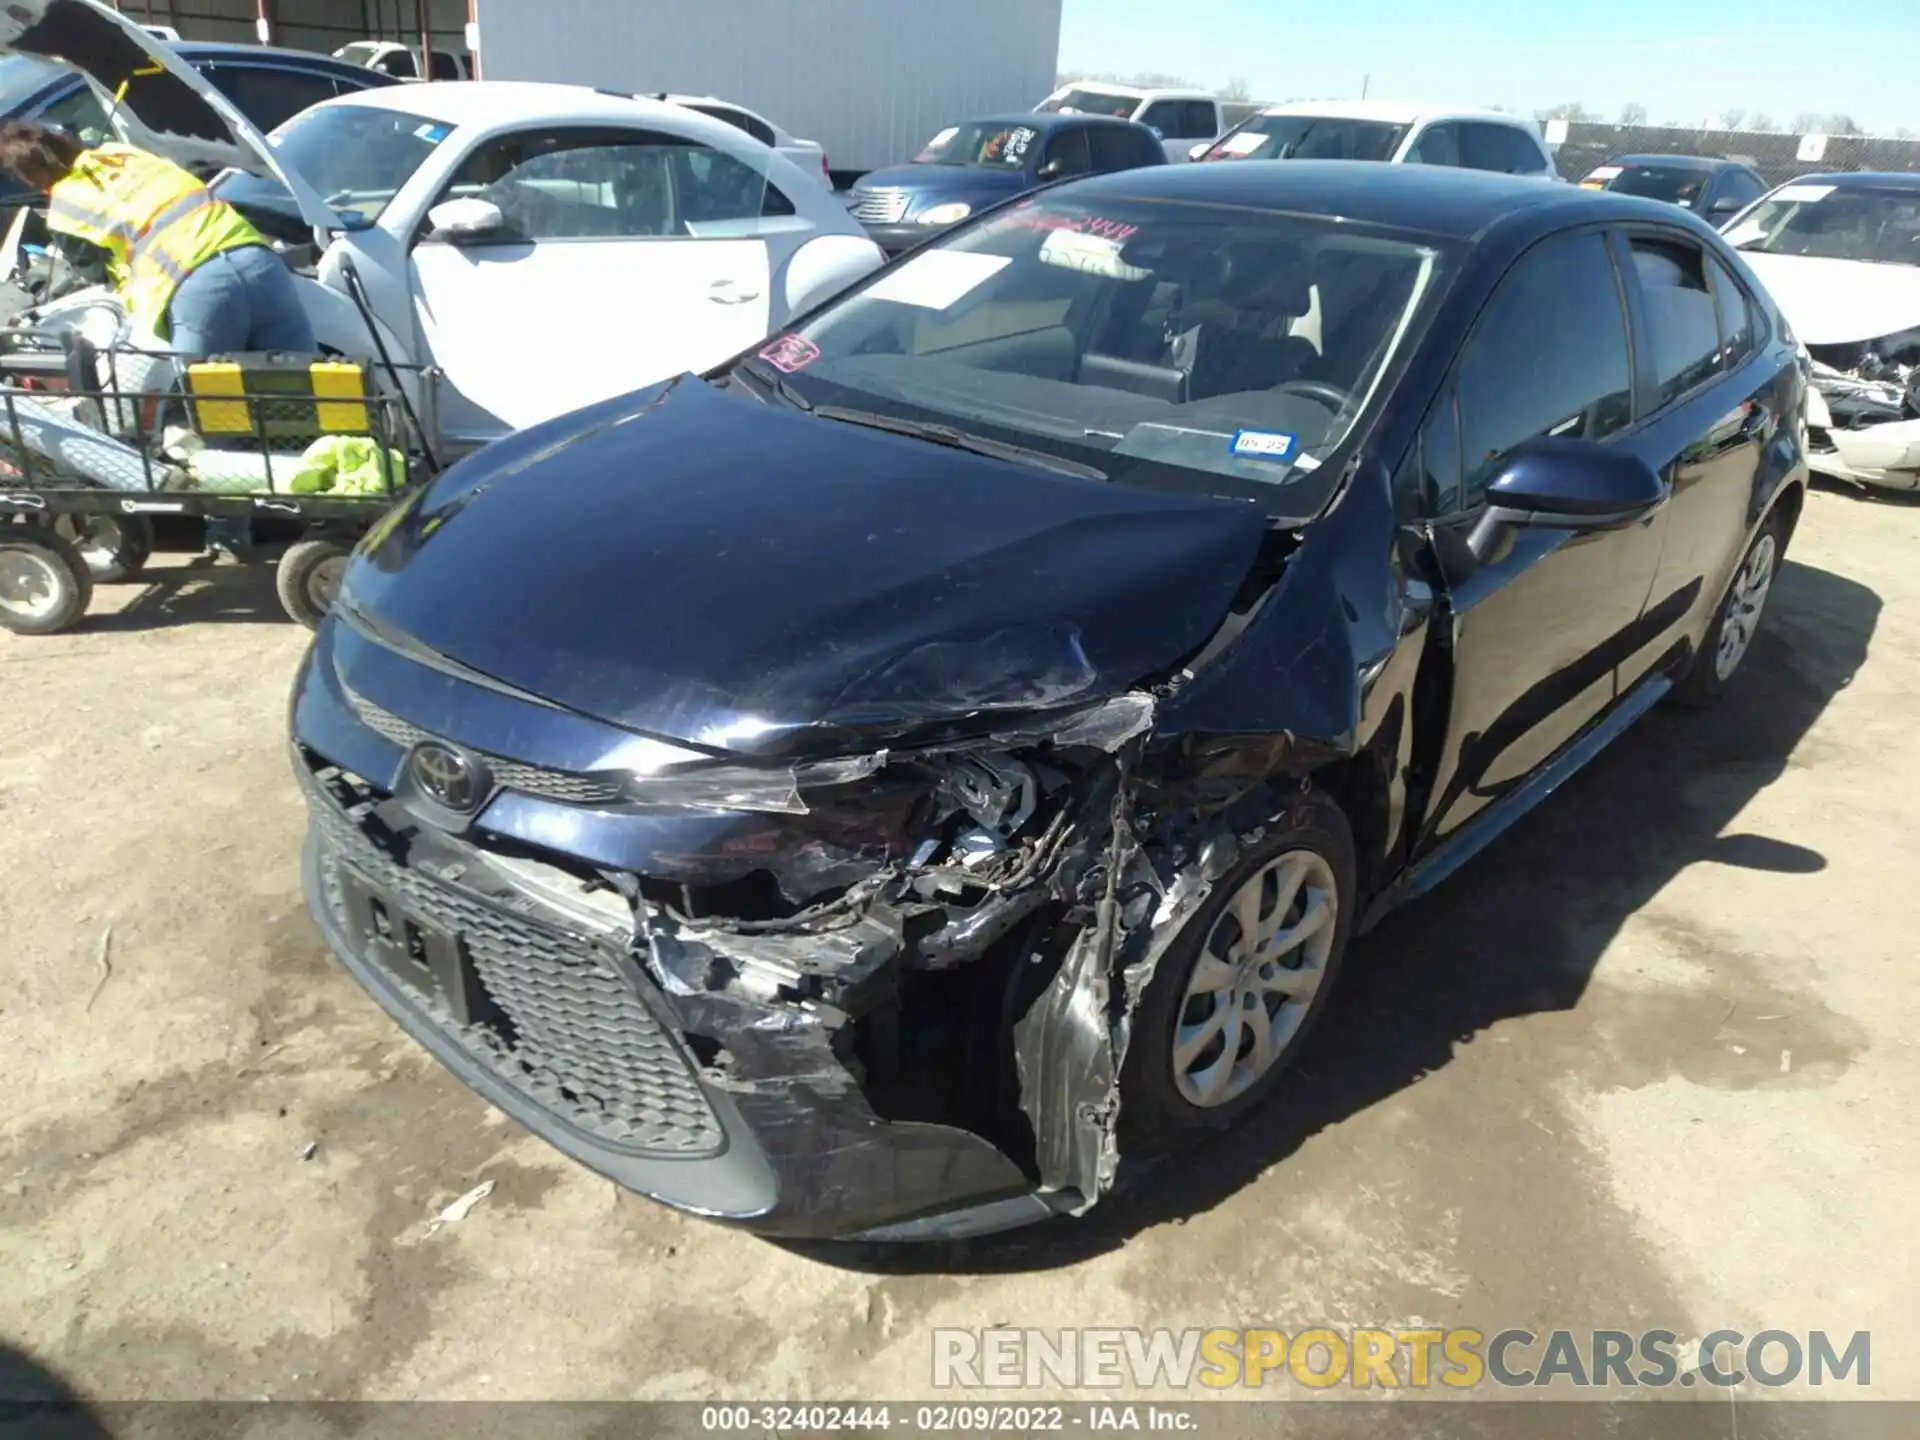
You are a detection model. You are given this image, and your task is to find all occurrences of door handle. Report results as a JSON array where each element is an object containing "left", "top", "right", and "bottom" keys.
[{"left": 706, "top": 281, "right": 761, "bottom": 305}]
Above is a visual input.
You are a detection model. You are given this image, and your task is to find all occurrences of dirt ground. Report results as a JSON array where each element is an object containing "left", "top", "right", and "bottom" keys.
[{"left": 2, "top": 486, "right": 1916, "bottom": 1407}]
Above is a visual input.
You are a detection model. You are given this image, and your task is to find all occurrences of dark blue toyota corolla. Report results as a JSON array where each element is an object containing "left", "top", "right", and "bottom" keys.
[{"left": 292, "top": 162, "right": 1807, "bottom": 1241}]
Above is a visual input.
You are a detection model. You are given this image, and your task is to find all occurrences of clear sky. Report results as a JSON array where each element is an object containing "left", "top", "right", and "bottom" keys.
[{"left": 1057, "top": 0, "right": 1917, "bottom": 136}]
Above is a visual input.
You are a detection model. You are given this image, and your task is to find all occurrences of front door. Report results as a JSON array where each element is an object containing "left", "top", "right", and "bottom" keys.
[
  {"left": 1413, "top": 226, "right": 1667, "bottom": 846},
  {"left": 408, "top": 126, "right": 782, "bottom": 444}
]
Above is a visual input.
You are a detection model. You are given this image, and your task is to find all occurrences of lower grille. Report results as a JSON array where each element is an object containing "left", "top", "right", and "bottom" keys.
[
  {"left": 343, "top": 685, "right": 625, "bottom": 808},
  {"left": 849, "top": 187, "right": 909, "bottom": 224},
  {"left": 314, "top": 800, "right": 724, "bottom": 1156}
]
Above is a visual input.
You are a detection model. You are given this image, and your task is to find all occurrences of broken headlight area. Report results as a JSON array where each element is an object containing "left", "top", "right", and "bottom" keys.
[{"left": 1807, "top": 337, "right": 1920, "bottom": 431}]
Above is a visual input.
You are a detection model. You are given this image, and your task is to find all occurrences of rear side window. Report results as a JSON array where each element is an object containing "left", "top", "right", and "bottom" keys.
[
  {"left": 1708, "top": 255, "right": 1756, "bottom": 368},
  {"left": 1631, "top": 237, "right": 1723, "bottom": 406},
  {"left": 693, "top": 104, "right": 775, "bottom": 148},
  {"left": 1043, "top": 126, "right": 1092, "bottom": 177},
  {"left": 1180, "top": 100, "right": 1218, "bottom": 138},
  {"left": 1087, "top": 125, "right": 1146, "bottom": 171},
  {"left": 1459, "top": 123, "right": 1543, "bottom": 175},
  {"left": 1455, "top": 229, "right": 1634, "bottom": 501}
]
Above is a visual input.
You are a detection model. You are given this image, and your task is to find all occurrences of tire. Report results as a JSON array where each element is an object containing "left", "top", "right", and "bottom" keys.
[
  {"left": 1119, "top": 790, "right": 1357, "bottom": 1151},
  {"left": 0, "top": 527, "right": 92, "bottom": 636},
  {"left": 276, "top": 537, "right": 352, "bottom": 631},
  {"left": 49, "top": 511, "right": 152, "bottom": 583},
  {"left": 1672, "top": 509, "right": 1787, "bottom": 709}
]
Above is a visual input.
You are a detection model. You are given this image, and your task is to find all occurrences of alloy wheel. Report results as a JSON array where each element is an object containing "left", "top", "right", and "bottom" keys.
[
  {"left": 1172, "top": 849, "right": 1339, "bottom": 1108},
  {"left": 1714, "top": 532, "right": 1777, "bottom": 681}
]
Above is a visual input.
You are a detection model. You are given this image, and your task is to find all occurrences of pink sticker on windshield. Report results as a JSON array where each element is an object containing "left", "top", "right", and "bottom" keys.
[
  {"left": 759, "top": 335, "right": 820, "bottom": 374},
  {"left": 989, "top": 209, "right": 1140, "bottom": 243}
]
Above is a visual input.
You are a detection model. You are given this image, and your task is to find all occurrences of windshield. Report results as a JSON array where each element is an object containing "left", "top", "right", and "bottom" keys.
[
  {"left": 335, "top": 43, "right": 384, "bottom": 65},
  {"left": 1201, "top": 115, "right": 1407, "bottom": 163},
  {"left": 1601, "top": 164, "right": 1710, "bottom": 208},
  {"left": 914, "top": 121, "right": 1042, "bottom": 169},
  {"left": 0, "top": 55, "right": 65, "bottom": 116},
  {"left": 214, "top": 103, "right": 451, "bottom": 228},
  {"left": 1723, "top": 183, "right": 1920, "bottom": 266},
  {"left": 740, "top": 194, "right": 1447, "bottom": 518},
  {"left": 1036, "top": 89, "right": 1138, "bottom": 120}
]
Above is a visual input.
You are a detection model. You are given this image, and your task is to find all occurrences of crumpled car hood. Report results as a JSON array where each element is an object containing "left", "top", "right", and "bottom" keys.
[
  {"left": 340, "top": 379, "right": 1271, "bottom": 753},
  {"left": 1739, "top": 251, "right": 1920, "bottom": 346}
]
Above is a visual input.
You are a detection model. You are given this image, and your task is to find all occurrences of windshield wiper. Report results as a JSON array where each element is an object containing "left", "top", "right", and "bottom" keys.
[
  {"left": 736, "top": 357, "right": 814, "bottom": 412},
  {"left": 811, "top": 405, "right": 1109, "bottom": 481}
]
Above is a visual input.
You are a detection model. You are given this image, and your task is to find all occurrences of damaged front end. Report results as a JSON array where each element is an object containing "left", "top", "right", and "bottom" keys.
[
  {"left": 296, "top": 605, "right": 1322, "bottom": 1239},
  {"left": 1804, "top": 330, "right": 1920, "bottom": 492}
]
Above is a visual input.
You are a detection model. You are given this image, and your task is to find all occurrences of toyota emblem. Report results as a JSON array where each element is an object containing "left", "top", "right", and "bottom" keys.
[{"left": 409, "top": 742, "right": 484, "bottom": 813}]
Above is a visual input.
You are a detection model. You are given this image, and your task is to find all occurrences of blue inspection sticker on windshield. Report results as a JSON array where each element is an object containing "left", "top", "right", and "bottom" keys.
[
  {"left": 414, "top": 122, "right": 453, "bottom": 143},
  {"left": 1230, "top": 430, "right": 1296, "bottom": 462}
]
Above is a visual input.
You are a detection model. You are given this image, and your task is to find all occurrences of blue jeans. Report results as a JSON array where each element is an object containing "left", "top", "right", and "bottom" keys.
[{"left": 164, "top": 244, "right": 315, "bottom": 360}]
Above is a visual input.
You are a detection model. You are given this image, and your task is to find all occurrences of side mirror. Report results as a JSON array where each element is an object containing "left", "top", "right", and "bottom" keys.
[
  {"left": 1466, "top": 437, "right": 1665, "bottom": 564},
  {"left": 1036, "top": 157, "right": 1066, "bottom": 181},
  {"left": 1708, "top": 194, "right": 1744, "bottom": 217},
  {"left": 1187, "top": 141, "right": 1211, "bottom": 161},
  {"left": 425, "top": 197, "right": 505, "bottom": 244}
]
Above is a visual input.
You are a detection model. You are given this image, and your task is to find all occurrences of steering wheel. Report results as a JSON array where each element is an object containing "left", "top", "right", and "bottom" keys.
[{"left": 1271, "top": 379, "right": 1356, "bottom": 413}]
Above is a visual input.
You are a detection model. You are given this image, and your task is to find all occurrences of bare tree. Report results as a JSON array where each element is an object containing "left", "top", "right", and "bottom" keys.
[
  {"left": 1219, "top": 76, "right": 1252, "bottom": 102},
  {"left": 1718, "top": 107, "right": 1746, "bottom": 132},
  {"left": 1825, "top": 114, "right": 1863, "bottom": 136},
  {"left": 1617, "top": 102, "right": 1648, "bottom": 126},
  {"left": 1535, "top": 101, "right": 1595, "bottom": 122},
  {"left": 1747, "top": 112, "right": 1777, "bottom": 133},
  {"left": 1791, "top": 111, "right": 1820, "bottom": 133},
  {"left": 1896, "top": 126, "right": 1916, "bottom": 141}
]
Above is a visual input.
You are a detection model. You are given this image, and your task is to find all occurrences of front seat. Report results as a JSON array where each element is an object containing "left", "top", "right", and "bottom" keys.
[{"left": 1176, "top": 246, "right": 1321, "bottom": 399}]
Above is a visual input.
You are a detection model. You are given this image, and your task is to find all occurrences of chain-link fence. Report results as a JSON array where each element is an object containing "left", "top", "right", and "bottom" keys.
[
  {"left": 1552, "top": 122, "right": 1920, "bottom": 186},
  {"left": 1212, "top": 105, "right": 1920, "bottom": 187}
]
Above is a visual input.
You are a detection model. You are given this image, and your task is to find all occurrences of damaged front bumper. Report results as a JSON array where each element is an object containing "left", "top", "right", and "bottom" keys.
[
  {"left": 299, "top": 759, "right": 1077, "bottom": 1240},
  {"left": 288, "top": 620, "right": 1202, "bottom": 1240},
  {"left": 1806, "top": 354, "right": 1920, "bottom": 491}
]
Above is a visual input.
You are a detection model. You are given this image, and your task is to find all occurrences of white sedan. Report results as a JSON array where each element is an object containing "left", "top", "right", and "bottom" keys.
[
  {"left": 655, "top": 94, "right": 834, "bottom": 188},
  {"left": 1, "top": 0, "right": 886, "bottom": 453}
]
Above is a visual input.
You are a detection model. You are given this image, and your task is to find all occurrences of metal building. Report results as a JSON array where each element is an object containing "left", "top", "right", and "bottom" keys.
[{"left": 108, "top": 0, "right": 474, "bottom": 68}]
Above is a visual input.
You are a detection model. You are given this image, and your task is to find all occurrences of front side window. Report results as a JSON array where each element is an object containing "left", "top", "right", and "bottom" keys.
[
  {"left": 1182, "top": 101, "right": 1219, "bottom": 138},
  {"left": 743, "top": 194, "right": 1448, "bottom": 518},
  {"left": 214, "top": 103, "right": 452, "bottom": 227},
  {"left": 914, "top": 121, "right": 1041, "bottom": 170},
  {"left": 1723, "top": 181, "right": 1920, "bottom": 266},
  {"left": 437, "top": 128, "right": 793, "bottom": 240},
  {"left": 1087, "top": 124, "right": 1146, "bottom": 171},
  {"left": 1403, "top": 123, "right": 1461, "bottom": 167},
  {"left": 1202, "top": 114, "right": 1408, "bottom": 163},
  {"left": 1456, "top": 230, "right": 1633, "bottom": 501},
  {"left": 1631, "top": 238, "right": 1723, "bottom": 405},
  {"left": 36, "top": 83, "right": 110, "bottom": 145}
]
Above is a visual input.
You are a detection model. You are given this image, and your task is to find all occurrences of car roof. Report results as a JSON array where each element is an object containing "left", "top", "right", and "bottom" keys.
[
  {"left": 310, "top": 79, "right": 686, "bottom": 128},
  {"left": 977, "top": 111, "right": 1149, "bottom": 132},
  {"left": 1608, "top": 153, "right": 1733, "bottom": 171},
  {"left": 1256, "top": 99, "right": 1537, "bottom": 130},
  {"left": 1054, "top": 79, "right": 1211, "bottom": 101},
  {"left": 1062, "top": 159, "right": 1684, "bottom": 238},
  {"left": 1789, "top": 171, "right": 1920, "bottom": 191}
]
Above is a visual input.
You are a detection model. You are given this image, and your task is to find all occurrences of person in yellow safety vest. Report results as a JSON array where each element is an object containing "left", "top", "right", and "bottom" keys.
[{"left": 0, "top": 120, "right": 315, "bottom": 359}]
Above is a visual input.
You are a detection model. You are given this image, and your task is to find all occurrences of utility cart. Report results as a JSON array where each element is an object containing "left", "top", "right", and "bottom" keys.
[{"left": 0, "top": 334, "right": 435, "bottom": 636}]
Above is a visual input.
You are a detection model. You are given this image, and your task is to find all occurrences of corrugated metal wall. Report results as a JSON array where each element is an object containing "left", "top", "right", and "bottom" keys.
[
  {"left": 472, "top": 0, "right": 1064, "bottom": 172},
  {"left": 108, "top": 0, "right": 471, "bottom": 59}
]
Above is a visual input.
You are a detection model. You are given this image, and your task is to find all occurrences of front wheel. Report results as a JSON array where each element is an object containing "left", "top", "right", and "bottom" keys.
[
  {"left": 1672, "top": 511, "right": 1786, "bottom": 708},
  {"left": 0, "top": 526, "right": 92, "bottom": 636},
  {"left": 276, "top": 537, "right": 351, "bottom": 630},
  {"left": 1120, "top": 792, "right": 1356, "bottom": 1150}
]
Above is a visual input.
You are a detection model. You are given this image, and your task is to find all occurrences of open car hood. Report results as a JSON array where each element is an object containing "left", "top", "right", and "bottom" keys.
[
  {"left": 0, "top": 0, "right": 337, "bottom": 233},
  {"left": 1740, "top": 251, "right": 1920, "bottom": 347},
  {"left": 336, "top": 379, "right": 1273, "bottom": 754}
]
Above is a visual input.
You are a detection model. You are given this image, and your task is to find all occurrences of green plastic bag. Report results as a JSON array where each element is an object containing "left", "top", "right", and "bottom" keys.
[{"left": 286, "top": 435, "right": 407, "bottom": 496}]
